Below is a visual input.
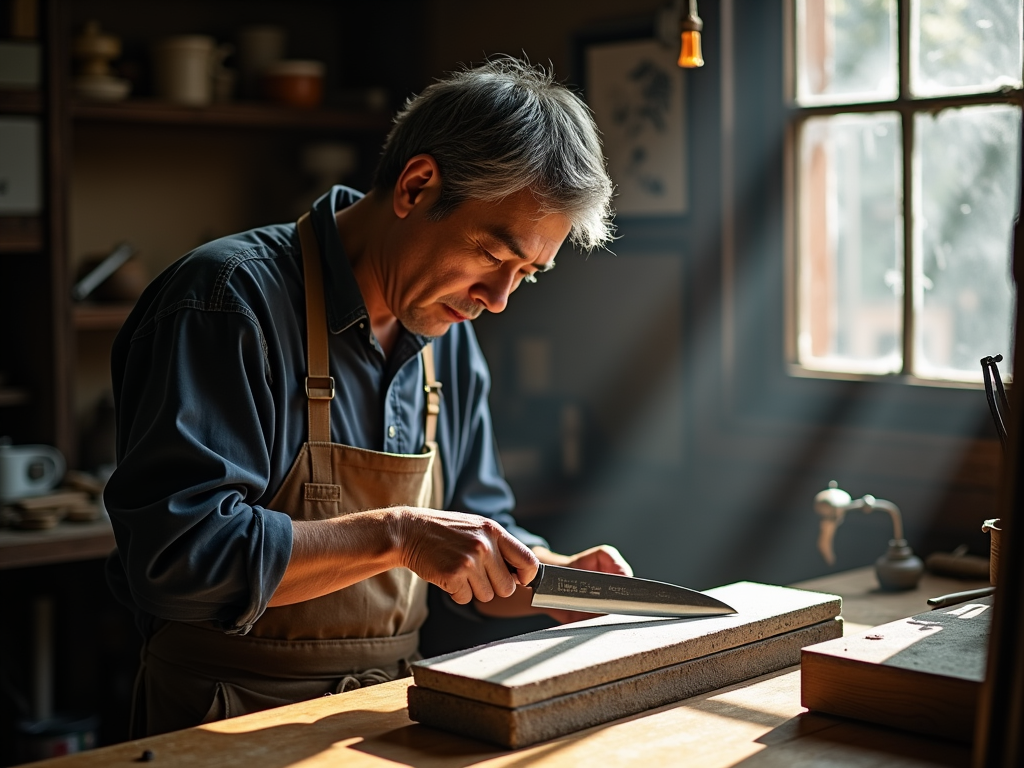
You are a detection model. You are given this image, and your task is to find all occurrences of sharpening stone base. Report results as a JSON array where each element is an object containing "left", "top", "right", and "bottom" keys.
[
  {"left": 412, "top": 581, "right": 842, "bottom": 708},
  {"left": 409, "top": 618, "right": 842, "bottom": 748}
]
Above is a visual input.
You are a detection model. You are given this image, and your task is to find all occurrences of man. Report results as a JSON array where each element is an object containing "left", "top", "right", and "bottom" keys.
[{"left": 104, "top": 57, "right": 629, "bottom": 737}]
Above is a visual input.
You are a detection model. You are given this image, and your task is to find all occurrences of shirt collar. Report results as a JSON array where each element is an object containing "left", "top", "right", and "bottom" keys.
[
  {"left": 309, "top": 185, "right": 369, "bottom": 335},
  {"left": 308, "top": 186, "right": 431, "bottom": 349}
]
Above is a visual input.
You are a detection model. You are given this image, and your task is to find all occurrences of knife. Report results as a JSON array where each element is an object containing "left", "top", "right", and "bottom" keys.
[{"left": 519, "top": 564, "right": 737, "bottom": 618}]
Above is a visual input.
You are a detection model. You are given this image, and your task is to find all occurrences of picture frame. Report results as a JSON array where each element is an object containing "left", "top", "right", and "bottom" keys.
[{"left": 576, "top": 23, "right": 689, "bottom": 218}]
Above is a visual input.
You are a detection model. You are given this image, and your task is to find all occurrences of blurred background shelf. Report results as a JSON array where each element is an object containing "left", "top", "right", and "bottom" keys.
[
  {"left": 71, "top": 99, "right": 393, "bottom": 132},
  {"left": 72, "top": 302, "right": 134, "bottom": 331},
  {"left": 0, "top": 89, "right": 42, "bottom": 114},
  {"left": 0, "top": 387, "right": 30, "bottom": 407},
  {"left": 0, "top": 216, "right": 42, "bottom": 252},
  {"left": 0, "top": 516, "right": 115, "bottom": 570}
]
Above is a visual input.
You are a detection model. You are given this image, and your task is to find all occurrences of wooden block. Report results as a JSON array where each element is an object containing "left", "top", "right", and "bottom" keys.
[
  {"left": 412, "top": 582, "right": 840, "bottom": 708},
  {"left": 801, "top": 597, "right": 990, "bottom": 743},
  {"left": 409, "top": 619, "right": 842, "bottom": 748}
]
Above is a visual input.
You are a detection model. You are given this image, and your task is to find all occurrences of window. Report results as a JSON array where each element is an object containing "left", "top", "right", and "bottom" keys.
[{"left": 788, "top": 0, "right": 1023, "bottom": 383}]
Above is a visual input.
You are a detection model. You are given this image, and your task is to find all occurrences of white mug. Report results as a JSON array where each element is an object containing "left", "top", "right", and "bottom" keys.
[
  {"left": 0, "top": 442, "right": 65, "bottom": 503},
  {"left": 153, "top": 35, "right": 218, "bottom": 106}
]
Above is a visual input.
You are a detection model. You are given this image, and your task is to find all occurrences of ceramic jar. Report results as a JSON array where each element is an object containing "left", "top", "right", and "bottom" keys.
[{"left": 262, "top": 60, "right": 324, "bottom": 108}]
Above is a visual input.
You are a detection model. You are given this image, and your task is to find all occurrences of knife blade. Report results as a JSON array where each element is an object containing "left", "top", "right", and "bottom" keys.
[{"left": 523, "top": 564, "right": 737, "bottom": 618}]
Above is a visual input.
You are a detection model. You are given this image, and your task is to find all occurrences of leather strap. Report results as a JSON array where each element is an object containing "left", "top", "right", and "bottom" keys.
[
  {"left": 421, "top": 342, "right": 441, "bottom": 445},
  {"left": 297, "top": 212, "right": 442, "bottom": 453},
  {"left": 297, "top": 214, "right": 333, "bottom": 486}
]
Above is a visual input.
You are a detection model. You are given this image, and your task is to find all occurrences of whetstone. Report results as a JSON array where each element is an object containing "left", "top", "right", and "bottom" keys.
[
  {"left": 409, "top": 618, "right": 842, "bottom": 748},
  {"left": 802, "top": 597, "right": 990, "bottom": 743},
  {"left": 412, "top": 581, "right": 841, "bottom": 708}
]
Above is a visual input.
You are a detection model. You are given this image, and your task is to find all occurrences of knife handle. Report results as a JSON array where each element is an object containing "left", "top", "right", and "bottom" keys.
[{"left": 506, "top": 561, "right": 543, "bottom": 589}]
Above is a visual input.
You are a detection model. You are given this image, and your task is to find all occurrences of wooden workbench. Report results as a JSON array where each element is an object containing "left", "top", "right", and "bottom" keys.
[{"left": 23, "top": 567, "right": 989, "bottom": 768}]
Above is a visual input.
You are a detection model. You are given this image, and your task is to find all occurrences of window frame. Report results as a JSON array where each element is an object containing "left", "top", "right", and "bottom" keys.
[{"left": 783, "top": 0, "right": 1024, "bottom": 387}]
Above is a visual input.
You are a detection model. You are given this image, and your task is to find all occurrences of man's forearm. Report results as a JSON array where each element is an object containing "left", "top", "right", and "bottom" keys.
[
  {"left": 267, "top": 508, "right": 402, "bottom": 607},
  {"left": 267, "top": 506, "right": 539, "bottom": 608}
]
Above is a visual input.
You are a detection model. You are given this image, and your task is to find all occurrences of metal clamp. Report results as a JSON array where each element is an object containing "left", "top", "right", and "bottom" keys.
[{"left": 305, "top": 375, "right": 335, "bottom": 400}]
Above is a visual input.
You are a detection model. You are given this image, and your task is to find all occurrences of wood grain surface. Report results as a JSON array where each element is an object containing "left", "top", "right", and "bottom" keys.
[
  {"left": 23, "top": 671, "right": 971, "bottom": 768},
  {"left": 801, "top": 597, "right": 990, "bottom": 742},
  {"left": 17, "top": 567, "right": 981, "bottom": 768}
]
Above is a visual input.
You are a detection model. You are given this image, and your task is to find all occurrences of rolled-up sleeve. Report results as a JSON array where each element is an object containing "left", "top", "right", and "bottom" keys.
[{"left": 105, "top": 301, "right": 293, "bottom": 635}]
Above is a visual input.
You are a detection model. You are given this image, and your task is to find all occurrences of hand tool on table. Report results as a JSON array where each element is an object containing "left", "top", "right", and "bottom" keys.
[
  {"left": 513, "top": 563, "right": 737, "bottom": 618},
  {"left": 926, "top": 586, "right": 996, "bottom": 609}
]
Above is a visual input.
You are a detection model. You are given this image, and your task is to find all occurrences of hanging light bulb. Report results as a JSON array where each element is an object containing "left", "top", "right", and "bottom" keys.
[{"left": 678, "top": 0, "right": 704, "bottom": 68}]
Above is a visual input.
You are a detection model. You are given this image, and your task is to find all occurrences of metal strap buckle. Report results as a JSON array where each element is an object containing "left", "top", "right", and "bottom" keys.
[{"left": 306, "top": 375, "right": 335, "bottom": 400}]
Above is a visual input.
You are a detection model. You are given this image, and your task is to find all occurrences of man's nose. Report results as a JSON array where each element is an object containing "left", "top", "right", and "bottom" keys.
[{"left": 471, "top": 270, "right": 516, "bottom": 313}]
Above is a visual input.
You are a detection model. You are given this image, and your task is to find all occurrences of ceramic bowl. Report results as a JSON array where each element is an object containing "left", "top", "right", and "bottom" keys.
[{"left": 262, "top": 60, "right": 324, "bottom": 108}]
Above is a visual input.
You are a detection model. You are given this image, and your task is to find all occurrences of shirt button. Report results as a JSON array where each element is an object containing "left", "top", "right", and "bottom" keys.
[
  {"left": 359, "top": 322, "right": 365, "bottom": 329},
  {"left": 388, "top": 425, "right": 396, "bottom": 438}
]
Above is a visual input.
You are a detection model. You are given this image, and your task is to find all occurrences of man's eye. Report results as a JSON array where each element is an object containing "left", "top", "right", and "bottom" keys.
[{"left": 482, "top": 250, "right": 501, "bottom": 265}]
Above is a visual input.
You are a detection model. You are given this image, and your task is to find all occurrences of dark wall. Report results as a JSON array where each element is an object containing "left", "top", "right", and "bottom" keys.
[{"left": 422, "top": 0, "right": 1004, "bottom": 589}]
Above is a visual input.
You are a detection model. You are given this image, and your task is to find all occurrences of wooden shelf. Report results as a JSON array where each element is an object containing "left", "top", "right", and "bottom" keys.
[
  {"left": 0, "top": 89, "right": 42, "bottom": 115},
  {"left": 71, "top": 99, "right": 392, "bottom": 132},
  {"left": 0, "top": 387, "right": 30, "bottom": 407},
  {"left": 0, "top": 216, "right": 42, "bottom": 252},
  {"left": 73, "top": 302, "right": 134, "bottom": 330},
  {"left": 0, "top": 515, "right": 116, "bottom": 570}
]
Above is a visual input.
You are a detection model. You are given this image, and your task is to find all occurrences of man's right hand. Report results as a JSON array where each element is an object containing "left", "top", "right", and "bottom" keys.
[{"left": 393, "top": 508, "right": 539, "bottom": 605}]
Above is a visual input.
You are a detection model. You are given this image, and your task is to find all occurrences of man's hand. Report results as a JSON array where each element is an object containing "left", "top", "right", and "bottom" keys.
[
  {"left": 535, "top": 544, "right": 632, "bottom": 576},
  {"left": 395, "top": 508, "right": 539, "bottom": 605},
  {"left": 473, "top": 543, "right": 634, "bottom": 624},
  {"left": 268, "top": 507, "right": 538, "bottom": 608}
]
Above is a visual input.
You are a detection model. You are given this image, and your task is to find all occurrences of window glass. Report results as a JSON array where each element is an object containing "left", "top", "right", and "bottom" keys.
[
  {"left": 914, "top": 105, "right": 1022, "bottom": 380},
  {"left": 796, "top": 0, "right": 897, "bottom": 105},
  {"left": 913, "top": 0, "right": 1024, "bottom": 97},
  {"left": 798, "top": 113, "right": 904, "bottom": 372}
]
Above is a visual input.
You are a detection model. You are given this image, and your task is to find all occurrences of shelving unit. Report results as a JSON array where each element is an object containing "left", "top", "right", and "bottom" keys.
[
  {"left": 0, "top": 387, "right": 31, "bottom": 407},
  {"left": 71, "top": 98, "right": 392, "bottom": 131},
  {"left": 0, "top": 215, "right": 42, "bottom": 251},
  {"left": 1, "top": 3, "right": 423, "bottom": 758},
  {"left": 0, "top": 88, "right": 41, "bottom": 113},
  {"left": 71, "top": 302, "right": 133, "bottom": 330},
  {"left": 0, "top": 0, "right": 418, "bottom": 471}
]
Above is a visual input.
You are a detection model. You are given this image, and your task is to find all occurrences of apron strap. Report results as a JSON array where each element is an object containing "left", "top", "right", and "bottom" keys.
[
  {"left": 297, "top": 211, "right": 441, "bottom": 466},
  {"left": 297, "top": 213, "right": 333, "bottom": 485},
  {"left": 421, "top": 341, "right": 441, "bottom": 445}
]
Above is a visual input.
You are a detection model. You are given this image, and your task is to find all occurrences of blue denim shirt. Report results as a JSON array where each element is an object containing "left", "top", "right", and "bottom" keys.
[{"left": 104, "top": 186, "right": 546, "bottom": 635}]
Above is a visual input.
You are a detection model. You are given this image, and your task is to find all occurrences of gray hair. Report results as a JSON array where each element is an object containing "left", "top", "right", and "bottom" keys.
[{"left": 373, "top": 57, "right": 615, "bottom": 251}]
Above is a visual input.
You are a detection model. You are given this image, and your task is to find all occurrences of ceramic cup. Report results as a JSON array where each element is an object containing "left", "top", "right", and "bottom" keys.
[
  {"left": 153, "top": 35, "right": 218, "bottom": 106},
  {"left": 0, "top": 442, "right": 65, "bottom": 503}
]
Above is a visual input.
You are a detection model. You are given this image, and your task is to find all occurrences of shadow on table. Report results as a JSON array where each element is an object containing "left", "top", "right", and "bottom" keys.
[
  {"left": 727, "top": 711, "right": 972, "bottom": 767},
  {"left": 117, "top": 706, "right": 563, "bottom": 768},
  {"left": 352, "top": 723, "right": 578, "bottom": 768}
]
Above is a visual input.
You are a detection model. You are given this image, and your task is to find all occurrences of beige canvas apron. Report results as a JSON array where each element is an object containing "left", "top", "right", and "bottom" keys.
[{"left": 136, "top": 212, "right": 444, "bottom": 736}]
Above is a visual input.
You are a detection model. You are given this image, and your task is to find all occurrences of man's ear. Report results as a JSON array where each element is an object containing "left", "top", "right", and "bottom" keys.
[{"left": 393, "top": 154, "right": 442, "bottom": 220}]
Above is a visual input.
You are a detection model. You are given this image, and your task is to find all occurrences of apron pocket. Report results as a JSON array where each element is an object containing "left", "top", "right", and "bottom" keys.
[
  {"left": 304, "top": 483, "right": 341, "bottom": 502},
  {"left": 201, "top": 681, "right": 294, "bottom": 724}
]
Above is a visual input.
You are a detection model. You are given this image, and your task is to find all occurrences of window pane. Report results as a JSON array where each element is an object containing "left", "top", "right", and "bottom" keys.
[
  {"left": 913, "top": 0, "right": 1024, "bottom": 97},
  {"left": 798, "top": 113, "right": 904, "bottom": 373},
  {"left": 796, "top": 0, "right": 897, "bottom": 105},
  {"left": 914, "top": 105, "right": 1021, "bottom": 380}
]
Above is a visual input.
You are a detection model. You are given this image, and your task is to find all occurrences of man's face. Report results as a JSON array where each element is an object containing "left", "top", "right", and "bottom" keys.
[{"left": 384, "top": 187, "right": 571, "bottom": 338}]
